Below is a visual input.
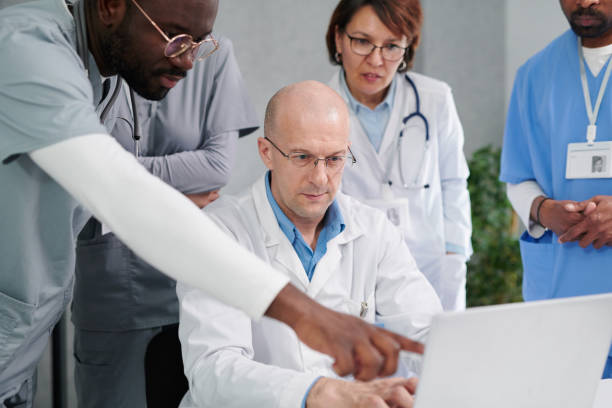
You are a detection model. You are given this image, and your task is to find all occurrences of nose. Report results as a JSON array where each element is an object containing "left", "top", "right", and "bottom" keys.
[
  {"left": 308, "top": 159, "right": 329, "bottom": 186},
  {"left": 366, "top": 46, "right": 384, "bottom": 66},
  {"left": 579, "top": 0, "right": 600, "bottom": 6},
  {"left": 169, "top": 51, "right": 194, "bottom": 71}
]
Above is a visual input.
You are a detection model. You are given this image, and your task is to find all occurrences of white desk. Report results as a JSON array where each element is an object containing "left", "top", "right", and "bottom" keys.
[{"left": 593, "top": 379, "right": 612, "bottom": 408}]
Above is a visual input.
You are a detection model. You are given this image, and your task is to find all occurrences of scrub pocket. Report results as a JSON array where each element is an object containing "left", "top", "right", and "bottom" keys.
[
  {"left": 73, "top": 329, "right": 125, "bottom": 408},
  {"left": 519, "top": 230, "right": 554, "bottom": 301},
  {"left": 0, "top": 290, "right": 35, "bottom": 372},
  {"left": 72, "top": 232, "right": 131, "bottom": 330}
]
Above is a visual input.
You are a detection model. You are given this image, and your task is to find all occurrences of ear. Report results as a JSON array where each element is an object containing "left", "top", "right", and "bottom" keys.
[
  {"left": 257, "top": 137, "right": 274, "bottom": 170},
  {"left": 334, "top": 25, "right": 343, "bottom": 55},
  {"left": 97, "top": 0, "right": 127, "bottom": 29}
]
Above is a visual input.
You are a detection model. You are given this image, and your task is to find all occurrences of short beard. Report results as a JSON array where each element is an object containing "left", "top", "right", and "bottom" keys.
[
  {"left": 99, "top": 16, "right": 170, "bottom": 100},
  {"left": 569, "top": 8, "right": 612, "bottom": 39}
]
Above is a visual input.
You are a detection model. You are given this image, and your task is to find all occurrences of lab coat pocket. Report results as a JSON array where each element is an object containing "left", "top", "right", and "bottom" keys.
[
  {"left": 519, "top": 230, "right": 554, "bottom": 301},
  {"left": 363, "top": 197, "right": 410, "bottom": 229},
  {"left": 0, "top": 290, "right": 35, "bottom": 372},
  {"left": 342, "top": 294, "right": 376, "bottom": 323}
]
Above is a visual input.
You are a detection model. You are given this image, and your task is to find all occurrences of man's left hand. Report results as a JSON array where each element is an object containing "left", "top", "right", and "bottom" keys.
[
  {"left": 558, "top": 195, "right": 612, "bottom": 248},
  {"left": 186, "top": 190, "right": 220, "bottom": 209}
]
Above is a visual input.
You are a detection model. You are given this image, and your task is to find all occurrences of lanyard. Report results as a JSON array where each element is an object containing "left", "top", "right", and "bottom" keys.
[{"left": 578, "top": 37, "right": 612, "bottom": 145}]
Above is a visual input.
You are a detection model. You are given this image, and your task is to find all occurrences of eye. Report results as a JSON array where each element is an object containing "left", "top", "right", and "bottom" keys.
[
  {"left": 290, "top": 153, "right": 313, "bottom": 166},
  {"left": 384, "top": 43, "right": 401, "bottom": 51},
  {"left": 354, "top": 38, "right": 371, "bottom": 46},
  {"left": 326, "top": 156, "right": 346, "bottom": 167}
]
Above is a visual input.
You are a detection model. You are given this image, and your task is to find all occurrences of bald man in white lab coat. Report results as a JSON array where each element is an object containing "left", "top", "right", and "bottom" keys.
[{"left": 177, "top": 81, "right": 442, "bottom": 408}]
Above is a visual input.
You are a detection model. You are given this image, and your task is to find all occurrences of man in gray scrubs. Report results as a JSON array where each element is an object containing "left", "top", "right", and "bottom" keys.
[
  {"left": 0, "top": 0, "right": 423, "bottom": 405},
  {"left": 72, "top": 35, "right": 257, "bottom": 407}
]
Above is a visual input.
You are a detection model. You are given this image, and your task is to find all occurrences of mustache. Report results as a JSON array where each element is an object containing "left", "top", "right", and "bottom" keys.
[
  {"left": 152, "top": 69, "right": 187, "bottom": 78},
  {"left": 571, "top": 7, "right": 605, "bottom": 20}
]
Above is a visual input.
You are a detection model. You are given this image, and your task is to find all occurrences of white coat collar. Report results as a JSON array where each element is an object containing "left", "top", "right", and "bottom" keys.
[
  {"left": 330, "top": 69, "right": 414, "bottom": 162},
  {"left": 250, "top": 174, "right": 363, "bottom": 295}
]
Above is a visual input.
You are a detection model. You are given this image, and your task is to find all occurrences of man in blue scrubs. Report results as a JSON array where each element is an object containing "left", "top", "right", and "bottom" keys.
[{"left": 501, "top": 0, "right": 612, "bottom": 378}]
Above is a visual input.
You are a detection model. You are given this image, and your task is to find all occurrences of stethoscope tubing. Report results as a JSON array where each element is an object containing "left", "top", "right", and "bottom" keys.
[{"left": 391, "top": 74, "right": 430, "bottom": 189}]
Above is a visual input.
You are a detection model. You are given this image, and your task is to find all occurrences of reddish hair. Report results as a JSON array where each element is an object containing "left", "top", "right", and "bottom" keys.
[{"left": 325, "top": 0, "right": 423, "bottom": 72}]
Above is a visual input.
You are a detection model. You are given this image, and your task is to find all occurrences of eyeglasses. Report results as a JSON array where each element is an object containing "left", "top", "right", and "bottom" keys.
[
  {"left": 265, "top": 137, "right": 356, "bottom": 173},
  {"left": 130, "top": 0, "right": 219, "bottom": 61},
  {"left": 345, "top": 33, "right": 407, "bottom": 61}
]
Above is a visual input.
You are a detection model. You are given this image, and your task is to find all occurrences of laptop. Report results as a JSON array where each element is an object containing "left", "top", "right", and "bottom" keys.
[{"left": 413, "top": 293, "right": 612, "bottom": 408}]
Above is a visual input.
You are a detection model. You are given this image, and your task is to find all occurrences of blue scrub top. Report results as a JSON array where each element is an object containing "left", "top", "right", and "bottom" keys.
[{"left": 501, "top": 29, "right": 612, "bottom": 373}]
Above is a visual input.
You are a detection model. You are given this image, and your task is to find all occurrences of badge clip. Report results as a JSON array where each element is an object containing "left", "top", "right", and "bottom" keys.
[{"left": 587, "top": 125, "right": 597, "bottom": 146}]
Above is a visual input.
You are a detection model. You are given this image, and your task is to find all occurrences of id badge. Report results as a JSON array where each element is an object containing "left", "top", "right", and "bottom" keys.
[
  {"left": 365, "top": 197, "right": 410, "bottom": 227},
  {"left": 566, "top": 141, "right": 612, "bottom": 179},
  {"left": 365, "top": 184, "right": 410, "bottom": 228}
]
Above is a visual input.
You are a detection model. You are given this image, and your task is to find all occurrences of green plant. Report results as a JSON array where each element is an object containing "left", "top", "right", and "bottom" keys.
[{"left": 466, "top": 145, "right": 523, "bottom": 307}]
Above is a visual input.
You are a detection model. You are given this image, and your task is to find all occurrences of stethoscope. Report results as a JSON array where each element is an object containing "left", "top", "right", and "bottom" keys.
[
  {"left": 129, "top": 87, "right": 142, "bottom": 157},
  {"left": 383, "top": 74, "right": 430, "bottom": 190}
]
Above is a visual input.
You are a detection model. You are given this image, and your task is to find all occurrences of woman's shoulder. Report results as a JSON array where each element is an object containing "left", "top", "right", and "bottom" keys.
[{"left": 401, "top": 71, "right": 452, "bottom": 98}]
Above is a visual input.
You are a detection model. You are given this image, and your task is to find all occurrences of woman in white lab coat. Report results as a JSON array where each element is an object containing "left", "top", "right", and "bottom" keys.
[{"left": 326, "top": 0, "right": 472, "bottom": 310}]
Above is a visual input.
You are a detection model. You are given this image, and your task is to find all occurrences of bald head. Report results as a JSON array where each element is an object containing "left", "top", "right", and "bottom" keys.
[
  {"left": 264, "top": 80, "right": 349, "bottom": 143},
  {"left": 258, "top": 81, "right": 352, "bottom": 229}
]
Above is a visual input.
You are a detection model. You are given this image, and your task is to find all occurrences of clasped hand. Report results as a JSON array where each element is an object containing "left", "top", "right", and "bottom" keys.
[{"left": 540, "top": 195, "right": 612, "bottom": 248}]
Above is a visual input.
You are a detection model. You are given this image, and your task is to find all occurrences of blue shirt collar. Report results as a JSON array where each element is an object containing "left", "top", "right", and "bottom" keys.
[
  {"left": 264, "top": 171, "right": 345, "bottom": 247},
  {"left": 339, "top": 69, "right": 397, "bottom": 114}
]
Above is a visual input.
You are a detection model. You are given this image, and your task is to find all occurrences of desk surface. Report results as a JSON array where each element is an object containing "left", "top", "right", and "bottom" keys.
[{"left": 593, "top": 380, "right": 612, "bottom": 408}]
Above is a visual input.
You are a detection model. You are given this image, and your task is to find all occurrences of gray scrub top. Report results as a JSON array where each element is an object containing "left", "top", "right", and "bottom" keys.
[
  {"left": 72, "top": 36, "right": 259, "bottom": 331},
  {"left": 0, "top": 0, "right": 119, "bottom": 392}
]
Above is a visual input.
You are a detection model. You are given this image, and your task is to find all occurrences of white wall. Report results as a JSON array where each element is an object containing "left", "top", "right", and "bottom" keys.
[
  {"left": 214, "top": 0, "right": 338, "bottom": 194},
  {"left": 504, "top": 0, "right": 567, "bottom": 109},
  {"left": 219, "top": 0, "right": 569, "bottom": 194},
  {"left": 420, "top": 0, "right": 506, "bottom": 156}
]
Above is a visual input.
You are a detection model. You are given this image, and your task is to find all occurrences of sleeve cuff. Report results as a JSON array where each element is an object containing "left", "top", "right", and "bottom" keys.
[
  {"left": 527, "top": 220, "right": 547, "bottom": 239},
  {"left": 445, "top": 242, "right": 468, "bottom": 257},
  {"left": 301, "top": 376, "right": 323, "bottom": 408},
  {"left": 280, "top": 373, "right": 322, "bottom": 408},
  {"left": 506, "top": 181, "right": 545, "bottom": 236}
]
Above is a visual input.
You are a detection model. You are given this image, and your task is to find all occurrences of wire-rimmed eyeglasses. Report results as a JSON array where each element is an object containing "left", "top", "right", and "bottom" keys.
[
  {"left": 345, "top": 33, "right": 407, "bottom": 61},
  {"left": 265, "top": 137, "right": 356, "bottom": 173},
  {"left": 130, "top": 0, "right": 218, "bottom": 61}
]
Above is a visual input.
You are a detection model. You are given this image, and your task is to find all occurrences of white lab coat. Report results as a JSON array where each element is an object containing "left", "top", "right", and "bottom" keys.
[
  {"left": 177, "top": 175, "right": 442, "bottom": 408},
  {"left": 329, "top": 70, "right": 472, "bottom": 311}
]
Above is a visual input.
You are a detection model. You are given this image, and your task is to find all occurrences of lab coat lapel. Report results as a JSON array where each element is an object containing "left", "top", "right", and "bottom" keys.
[
  {"left": 306, "top": 195, "right": 363, "bottom": 298},
  {"left": 329, "top": 71, "right": 386, "bottom": 186},
  {"left": 378, "top": 75, "right": 409, "bottom": 157},
  {"left": 251, "top": 176, "right": 310, "bottom": 290}
]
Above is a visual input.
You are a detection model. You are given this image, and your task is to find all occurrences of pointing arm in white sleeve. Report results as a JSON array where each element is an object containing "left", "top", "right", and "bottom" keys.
[{"left": 29, "top": 133, "right": 289, "bottom": 318}]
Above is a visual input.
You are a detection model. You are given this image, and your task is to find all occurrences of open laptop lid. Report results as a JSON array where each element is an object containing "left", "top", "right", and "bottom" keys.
[{"left": 414, "top": 293, "right": 612, "bottom": 408}]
